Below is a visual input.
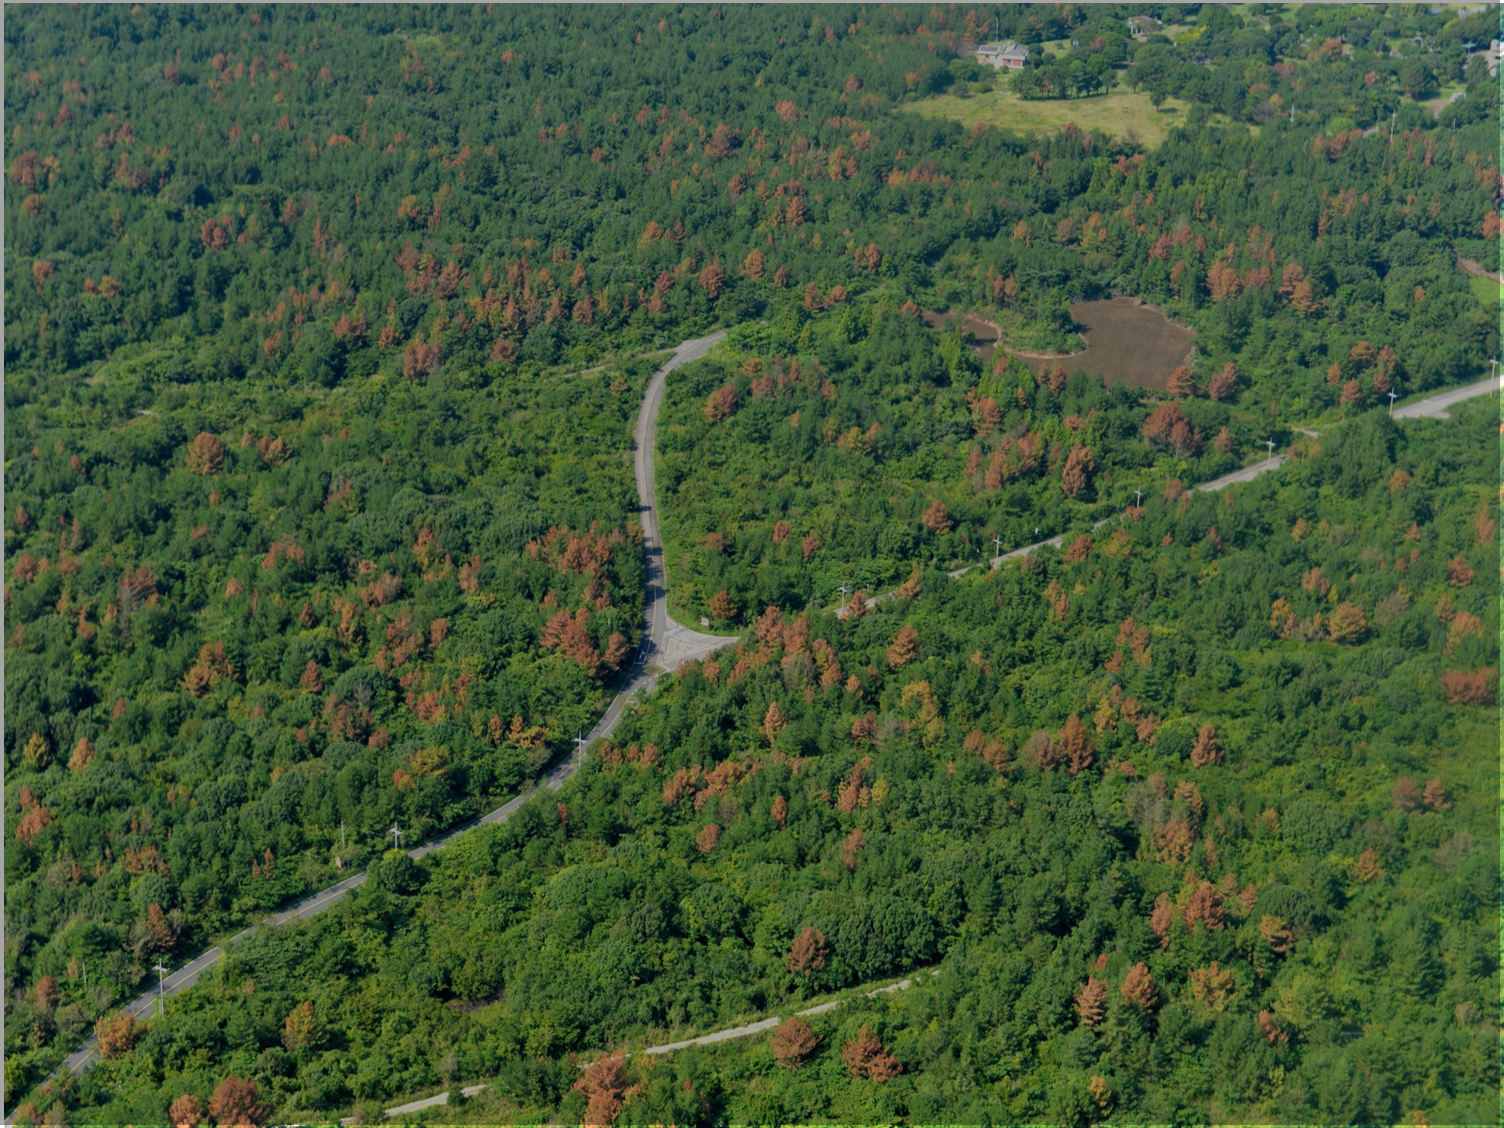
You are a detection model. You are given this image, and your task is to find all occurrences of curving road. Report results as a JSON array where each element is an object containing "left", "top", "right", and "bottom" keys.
[
  {"left": 839, "top": 372, "right": 1502, "bottom": 617},
  {"left": 36, "top": 358, "right": 1498, "bottom": 1098},
  {"left": 356, "top": 971, "right": 942, "bottom": 1121},
  {"left": 36, "top": 331, "right": 734, "bottom": 1093}
]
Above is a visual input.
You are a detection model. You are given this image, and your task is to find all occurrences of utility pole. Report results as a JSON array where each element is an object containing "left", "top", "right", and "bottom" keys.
[
  {"left": 838, "top": 583, "right": 849, "bottom": 602},
  {"left": 1134, "top": 487, "right": 1143, "bottom": 507},
  {"left": 1388, "top": 389, "right": 1397, "bottom": 415},
  {"left": 1266, "top": 438, "right": 1276, "bottom": 467},
  {"left": 573, "top": 732, "right": 589, "bottom": 764},
  {"left": 1389, "top": 109, "right": 1396, "bottom": 142},
  {"left": 153, "top": 961, "right": 169, "bottom": 1017},
  {"left": 1491, "top": 358, "right": 1499, "bottom": 382},
  {"left": 81, "top": 958, "right": 88, "bottom": 1000},
  {"left": 992, "top": 533, "right": 1003, "bottom": 558},
  {"left": 340, "top": 820, "right": 345, "bottom": 850},
  {"left": 388, "top": 821, "right": 402, "bottom": 851}
]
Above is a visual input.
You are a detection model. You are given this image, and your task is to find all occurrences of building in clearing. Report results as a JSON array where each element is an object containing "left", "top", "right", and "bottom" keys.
[
  {"left": 976, "top": 41, "right": 1028, "bottom": 70},
  {"left": 1466, "top": 38, "right": 1501, "bottom": 75},
  {"left": 1126, "top": 15, "right": 1161, "bottom": 41}
]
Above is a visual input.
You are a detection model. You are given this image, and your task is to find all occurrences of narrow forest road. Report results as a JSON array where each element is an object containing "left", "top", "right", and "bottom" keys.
[
  {"left": 840, "top": 373, "right": 1503, "bottom": 618},
  {"left": 36, "top": 331, "right": 735, "bottom": 1093},
  {"left": 32, "top": 359, "right": 1499, "bottom": 1099},
  {"left": 351, "top": 972, "right": 941, "bottom": 1122}
]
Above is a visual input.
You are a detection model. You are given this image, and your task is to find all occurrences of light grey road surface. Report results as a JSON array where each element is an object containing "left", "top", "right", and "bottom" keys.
[
  {"left": 1392, "top": 374, "right": 1501, "bottom": 419},
  {"left": 840, "top": 373, "right": 1500, "bottom": 615},
  {"left": 37, "top": 331, "right": 735, "bottom": 1096},
  {"left": 355, "top": 972, "right": 940, "bottom": 1121},
  {"left": 632, "top": 331, "right": 737, "bottom": 673},
  {"left": 34, "top": 362, "right": 1499, "bottom": 1104}
]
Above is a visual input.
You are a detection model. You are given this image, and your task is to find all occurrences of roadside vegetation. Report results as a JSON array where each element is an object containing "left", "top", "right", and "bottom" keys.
[{"left": 5, "top": 3, "right": 1497, "bottom": 1123}]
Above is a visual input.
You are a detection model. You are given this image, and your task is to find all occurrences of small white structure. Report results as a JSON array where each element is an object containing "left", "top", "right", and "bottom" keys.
[
  {"left": 1469, "top": 39, "right": 1502, "bottom": 76},
  {"left": 976, "top": 41, "right": 1028, "bottom": 70},
  {"left": 1126, "top": 15, "right": 1160, "bottom": 41}
]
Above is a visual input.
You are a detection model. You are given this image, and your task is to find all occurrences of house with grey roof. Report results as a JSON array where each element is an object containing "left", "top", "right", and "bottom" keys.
[{"left": 976, "top": 41, "right": 1029, "bottom": 70}]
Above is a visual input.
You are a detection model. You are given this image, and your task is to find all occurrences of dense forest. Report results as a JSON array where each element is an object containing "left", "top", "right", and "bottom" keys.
[
  {"left": 4, "top": 2, "right": 1499, "bottom": 1123},
  {"left": 4, "top": 347, "right": 660, "bottom": 1045},
  {"left": 22, "top": 402, "right": 1498, "bottom": 1125},
  {"left": 659, "top": 304, "right": 1256, "bottom": 622}
]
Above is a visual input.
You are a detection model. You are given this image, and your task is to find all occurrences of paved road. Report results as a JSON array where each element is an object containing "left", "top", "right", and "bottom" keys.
[
  {"left": 840, "top": 374, "right": 1501, "bottom": 616},
  {"left": 1195, "top": 452, "right": 1289, "bottom": 493},
  {"left": 37, "top": 362, "right": 1499, "bottom": 1102},
  {"left": 357, "top": 972, "right": 940, "bottom": 1120},
  {"left": 38, "top": 331, "right": 736, "bottom": 1095},
  {"left": 1392, "top": 374, "right": 1501, "bottom": 420},
  {"left": 632, "top": 331, "right": 736, "bottom": 672}
]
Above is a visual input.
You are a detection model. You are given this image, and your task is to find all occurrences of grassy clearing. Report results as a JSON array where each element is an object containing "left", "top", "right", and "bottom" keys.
[
  {"left": 907, "top": 79, "right": 1193, "bottom": 148},
  {"left": 1468, "top": 273, "right": 1502, "bottom": 310}
]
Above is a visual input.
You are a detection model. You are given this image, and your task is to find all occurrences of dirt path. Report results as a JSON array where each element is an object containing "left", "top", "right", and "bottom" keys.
[{"left": 1456, "top": 255, "right": 1504, "bottom": 285}]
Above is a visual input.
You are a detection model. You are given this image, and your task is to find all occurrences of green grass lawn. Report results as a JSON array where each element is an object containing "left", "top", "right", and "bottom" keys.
[
  {"left": 907, "top": 77, "right": 1193, "bottom": 148},
  {"left": 1468, "top": 273, "right": 1502, "bottom": 311}
]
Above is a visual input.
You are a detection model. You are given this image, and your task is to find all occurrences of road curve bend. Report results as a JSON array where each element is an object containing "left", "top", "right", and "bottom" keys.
[{"left": 38, "top": 331, "right": 735, "bottom": 1089}]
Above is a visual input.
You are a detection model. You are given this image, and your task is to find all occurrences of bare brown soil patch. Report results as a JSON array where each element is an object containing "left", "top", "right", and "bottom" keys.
[
  {"left": 928, "top": 298, "right": 1193, "bottom": 390},
  {"left": 1031, "top": 297, "right": 1194, "bottom": 392}
]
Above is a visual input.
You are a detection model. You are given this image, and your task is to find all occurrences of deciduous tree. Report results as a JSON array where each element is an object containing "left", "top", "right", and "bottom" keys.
[
  {"left": 840, "top": 1025, "right": 902, "bottom": 1081},
  {"left": 1120, "top": 962, "right": 1158, "bottom": 1012},
  {"left": 761, "top": 700, "right": 787, "bottom": 741},
  {"left": 1189, "top": 963, "right": 1233, "bottom": 1012},
  {"left": 1190, "top": 724, "right": 1222, "bottom": 767},
  {"left": 1075, "top": 976, "right": 1107, "bottom": 1026},
  {"left": 771, "top": 793, "right": 788, "bottom": 828},
  {"left": 786, "top": 927, "right": 828, "bottom": 975},
  {"left": 704, "top": 384, "right": 738, "bottom": 422},
  {"left": 698, "top": 259, "right": 726, "bottom": 299},
  {"left": 770, "top": 1017, "right": 819, "bottom": 1069},
  {"left": 169, "top": 1094, "right": 205, "bottom": 1128},
  {"left": 95, "top": 1011, "right": 137, "bottom": 1059},
  {"left": 282, "top": 1001, "right": 318, "bottom": 1050},
  {"left": 1207, "top": 362, "right": 1237, "bottom": 401},
  {"left": 573, "top": 1055, "right": 631, "bottom": 1127},
  {"left": 708, "top": 590, "right": 738, "bottom": 621},
  {"left": 886, "top": 623, "right": 919, "bottom": 668},
  {"left": 186, "top": 433, "right": 225, "bottom": 476}
]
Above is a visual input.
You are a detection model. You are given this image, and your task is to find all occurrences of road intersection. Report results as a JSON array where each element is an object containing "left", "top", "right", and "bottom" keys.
[
  {"left": 44, "top": 331, "right": 735, "bottom": 1086},
  {"left": 34, "top": 356, "right": 1500, "bottom": 1096}
]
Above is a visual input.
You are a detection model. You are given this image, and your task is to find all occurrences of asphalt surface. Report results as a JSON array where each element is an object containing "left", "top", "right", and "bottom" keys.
[
  {"left": 359, "top": 972, "right": 941, "bottom": 1120},
  {"left": 1392, "top": 374, "right": 1501, "bottom": 419},
  {"left": 842, "top": 373, "right": 1501, "bottom": 612},
  {"left": 36, "top": 360, "right": 1499, "bottom": 1102},
  {"left": 39, "top": 330, "right": 735, "bottom": 1093}
]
